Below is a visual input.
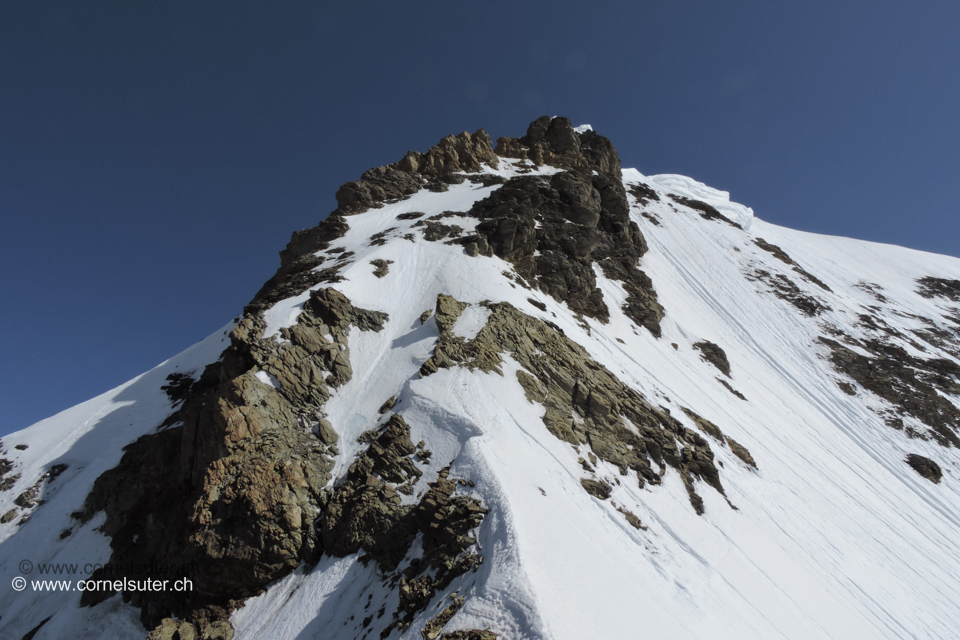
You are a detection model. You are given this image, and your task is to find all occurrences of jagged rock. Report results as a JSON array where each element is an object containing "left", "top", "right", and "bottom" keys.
[
  {"left": 693, "top": 341, "right": 731, "bottom": 377},
  {"left": 681, "top": 407, "right": 757, "bottom": 470},
  {"left": 917, "top": 276, "right": 960, "bottom": 302},
  {"left": 668, "top": 194, "right": 739, "bottom": 228},
  {"left": 753, "top": 238, "right": 832, "bottom": 292},
  {"left": 495, "top": 116, "right": 621, "bottom": 177},
  {"left": 748, "top": 269, "right": 829, "bottom": 317},
  {"left": 1, "top": 509, "right": 16, "bottom": 524},
  {"left": 467, "top": 161, "right": 663, "bottom": 335},
  {"left": 161, "top": 373, "right": 195, "bottom": 405},
  {"left": 717, "top": 378, "right": 748, "bottom": 401},
  {"left": 422, "top": 596, "right": 464, "bottom": 639},
  {"left": 76, "top": 288, "right": 391, "bottom": 631},
  {"left": 14, "top": 484, "right": 40, "bottom": 508},
  {"left": 906, "top": 454, "right": 942, "bottom": 483},
  {"left": 371, "top": 259, "right": 393, "bottom": 278},
  {"left": 617, "top": 507, "right": 646, "bottom": 530},
  {"left": 580, "top": 478, "right": 612, "bottom": 500},
  {"left": 727, "top": 438, "right": 758, "bottom": 469},
  {"left": 819, "top": 335, "right": 960, "bottom": 447},
  {"left": 627, "top": 182, "right": 660, "bottom": 206},
  {"left": 397, "top": 129, "right": 499, "bottom": 177},
  {"left": 421, "top": 295, "right": 736, "bottom": 514},
  {"left": 439, "top": 632, "right": 498, "bottom": 640},
  {"left": 0, "top": 471, "right": 19, "bottom": 492}
]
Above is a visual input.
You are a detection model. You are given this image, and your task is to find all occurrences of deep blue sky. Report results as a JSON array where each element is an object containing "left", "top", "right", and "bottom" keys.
[{"left": 2, "top": 2, "right": 958, "bottom": 436}]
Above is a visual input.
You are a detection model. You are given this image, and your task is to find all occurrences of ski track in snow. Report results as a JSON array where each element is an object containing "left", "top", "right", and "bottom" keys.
[{"left": 3, "top": 160, "right": 960, "bottom": 639}]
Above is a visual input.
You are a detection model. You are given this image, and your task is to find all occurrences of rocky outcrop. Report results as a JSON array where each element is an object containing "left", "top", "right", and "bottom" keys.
[
  {"left": 495, "top": 116, "right": 620, "bottom": 176},
  {"left": 371, "top": 259, "right": 393, "bottom": 278},
  {"left": 753, "top": 238, "right": 831, "bottom": 292},
  {"left": 693, "top": 341, "right": 731, "bottom": 377},
  {"left": 77, "top": 288, "right": 389, "bottom": 635},
  {"left": 905, "top": 453, "right": 943, "bottom": 483},
  {"left": 748, "top": 269, "right": 829, "bottom": 317},
  {"left": 681, "top": 408, "right": 757, "bottom": 469},
  {"left": 420, "top": 295, "right": 738, "bottom": 514},
  {"left": 917, "top": 276, "right": 960, "bottom": 302},
  {"left": 252, "top": 130, "right": 500, "bottom": 315},
  {"left": 668, "top": 194, "right": 739, "bottom": 228},
  {"left": 459, "top": 118, "right": 663, "bottom": 335},
  {"left": 819, "top": 335, "right": 960, "bottom": 447}
]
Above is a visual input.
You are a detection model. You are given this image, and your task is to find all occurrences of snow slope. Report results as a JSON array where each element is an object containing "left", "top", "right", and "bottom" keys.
[{"left": 3, "top": 156, "right": 960, "bottom": 640}]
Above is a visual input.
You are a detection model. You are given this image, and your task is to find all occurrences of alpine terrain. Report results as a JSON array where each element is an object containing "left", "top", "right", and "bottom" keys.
[{"left": 3, "top": 117, "right": 960, "bottom": 640}]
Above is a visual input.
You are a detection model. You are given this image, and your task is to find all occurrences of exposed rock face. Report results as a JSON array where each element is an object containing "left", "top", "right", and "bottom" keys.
[
  {"left": 681, "top": 408, "right": 757, "bottom": 469},
  {"left": 917, "top": 276, "right": 960, "bottom": 302},
  {"left": 495, "top": 115, "right": 621, "bottom": 176},
  {"left": 753, "top": 238, "right": 831, "bottom": 292},
  {"left": 251, "top": 129, "right": 501, "bottom": 317},
  {"left": 693, "top": 341, "right": 731, "bottom": 377},
  {"left": 73, "top": 117, "right": 676, "bottom": 638},
  {"left": 78, "top": 288, "right": 388, "bottom": 635},
  {"left": 905, "top": 453, "right": 943, "bottom": 483},
  {"left": 668, "top": 194, "right": 739, "bottom": 228},
  {"left": 462, "top": 117, "right": 664, "bottom": 336},
  {"left": 748, "top": 268, "right": 829, "bottom": 317},
  {"left": 819, "top": 335, "right": 960, "bottom": 447},
  {"left": 420, "top": 294, "right": 744, "bottom": 514}
]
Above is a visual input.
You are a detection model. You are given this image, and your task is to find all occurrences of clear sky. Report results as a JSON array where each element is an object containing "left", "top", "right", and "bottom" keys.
[{"left": 2, "top": 1, "right": 959, "bottom": 436}]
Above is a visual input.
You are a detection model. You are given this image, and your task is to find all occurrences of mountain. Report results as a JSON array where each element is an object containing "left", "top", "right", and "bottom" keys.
[{"left": 3, "top": 117, "right": 960, "bottom": 640}]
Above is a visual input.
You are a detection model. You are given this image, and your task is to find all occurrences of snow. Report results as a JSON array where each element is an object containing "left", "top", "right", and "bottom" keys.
[
  {"left": 4, "top": 158, "right": 960, "bottom": 640},
  {"left": 573, "top": 124, "right": 593, "bottom": 134},
  {"left": 0, "top": 321, "right": 236, "bottom": 639},
  {"left": 254, "top": 369, "right": 281, "bottom": 389},
  {"left": 647, "top": 173, "right": 755, "bottom": 230}
]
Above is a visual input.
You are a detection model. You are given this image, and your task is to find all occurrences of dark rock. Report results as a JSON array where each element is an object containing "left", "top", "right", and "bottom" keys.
[
  {"left": 421, "top": 296, "right": 736, "bottom": 514},
  {"left": 75, "top": 288, "right": 393, "bottom": 631},
  {"left": 1, "top": 509, "right": 16, "bottom": 524},
  {"left": 617, "top": 507, "right": 646, "bottom": 530},
  {"left": 727, "top": 438, "right": 758, "bottom": 469},
  {"left": 379, "top": 396, "right": 398, "bottom": 415},
  {"left": 668, "top": 194, "right": 739, "bottom": 228},
  {"left": 15, "top": 444, "right": 28, "bottom": 451},
  {"left": 469, "top": 166, "right": 663, "bottom": 335},
  {"left": 753, "top": 238, "right": 832, "bottom": 292},
  {"left": 627, "top": 182, "right": 660, "bottom": 206},
  {"left": 161, "top": 373, "right": 195, "bottom": 405},
  {"left": 819, "top": 335, "right": 960, "bottom": 447},
  {"left": 693, "top": 341, "right": 731, "bottom": 377},
  {"left": 905, "top": 454, "right": 942, "bottom": 483},
  {"left": 717, "top": 378, "right": 747, "bottom": 401},
  {"left": 21, "top": 616, "right": 52, "bottom": 640},
  {"left": 439, "top": 632, "right": 498, "bottom": 640},
  {"left": 917, "top": 276, "right": 960, "bottom": 302},
  {"left": 753, "top": 238, "right": 795, "bottom": 265},
  {"left": 422, "top": 596, "right": 464, "bottom": 639},
  {"left": 748, "top": 269, "right": 829, "bottom": 316},
  {"left": 397, "top": 212, "right": 425, "bottom": 220},
  {"left": 371, "top": 259, "right": 393, "bottom": 278},
  {"left": 14, "top": 485, "right": 39, "bottom": 508},
  {"left": 496, "top": 116, "right": 622, "bottom": 177},
  {"left": 580, "top": 478, "right": 612, "bottom": 500},
  {"left": 0, "top": 472, "right": 17, "bottom": 492},
  {"left": 527, "top": 298, "right": 547, "bottom": 312}
]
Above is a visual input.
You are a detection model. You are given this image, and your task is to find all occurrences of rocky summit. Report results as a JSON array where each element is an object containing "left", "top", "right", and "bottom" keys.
[{"left": 3, "top": 117, "right": 960, "bottom": 640}]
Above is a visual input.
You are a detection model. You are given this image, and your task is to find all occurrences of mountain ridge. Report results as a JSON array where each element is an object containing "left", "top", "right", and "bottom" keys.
[{"left": 2, "top": 117, "right": 960, "bottom": 640}]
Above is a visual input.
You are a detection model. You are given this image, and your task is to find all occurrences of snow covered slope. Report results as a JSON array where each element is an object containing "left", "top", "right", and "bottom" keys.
[{"left": 3, "top": 117, "right": 960, "bottom": 640}]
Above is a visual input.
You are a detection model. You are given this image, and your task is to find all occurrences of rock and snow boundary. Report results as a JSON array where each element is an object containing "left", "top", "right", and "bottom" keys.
[{"left": 2, "top": 117, "right": 960, "bottom": 640}]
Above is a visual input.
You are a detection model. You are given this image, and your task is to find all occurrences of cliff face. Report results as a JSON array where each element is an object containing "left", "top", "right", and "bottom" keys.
[{"left": 3, "top": 117, "right": 960, "bottom": 640}]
